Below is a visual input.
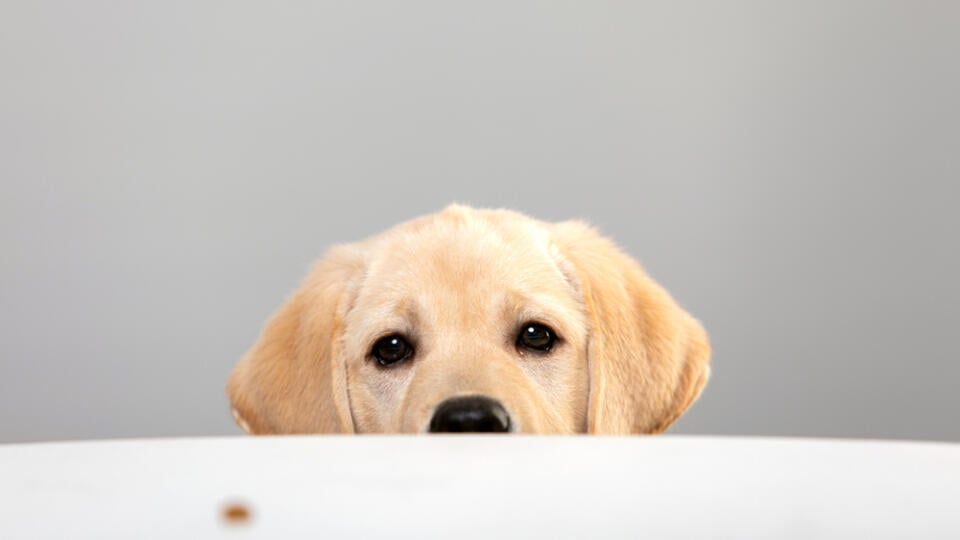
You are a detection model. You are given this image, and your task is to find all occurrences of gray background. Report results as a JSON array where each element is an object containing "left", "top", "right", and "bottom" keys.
[{"left": 2, "top": 1, "right": 958, "bottom": 443}]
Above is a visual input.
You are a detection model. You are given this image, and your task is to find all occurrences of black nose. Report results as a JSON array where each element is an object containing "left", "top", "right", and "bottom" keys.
[{"left": 429, "top": 396, "right": 511, "bottom": 433}]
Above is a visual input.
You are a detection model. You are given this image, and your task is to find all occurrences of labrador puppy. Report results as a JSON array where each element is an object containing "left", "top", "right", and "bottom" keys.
[{"left": 227, "top": 205, "right": 710, "bottom": 434}]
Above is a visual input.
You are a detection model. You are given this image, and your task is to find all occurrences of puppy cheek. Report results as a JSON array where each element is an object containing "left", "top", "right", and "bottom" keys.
[
  {"left": 400, "top": 401, "right": 437, "bottom": 433},
  {"left": 516, "top": 359, "right": 585, "bottom": 433},
  {"left": 349, "top": 363, "right": 418, "bottom": 433}
]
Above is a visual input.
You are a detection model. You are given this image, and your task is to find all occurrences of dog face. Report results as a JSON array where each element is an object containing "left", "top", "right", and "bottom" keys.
[{"left": 227, "top": 205, "right": 710, "bottom": 434}]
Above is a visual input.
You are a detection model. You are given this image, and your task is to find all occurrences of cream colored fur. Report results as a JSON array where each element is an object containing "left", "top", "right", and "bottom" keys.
[{"left": 227, "top": 205, "right": 710, "bottom": 434}]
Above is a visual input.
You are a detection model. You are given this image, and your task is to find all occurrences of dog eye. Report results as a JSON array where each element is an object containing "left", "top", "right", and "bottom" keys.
[
  {"left": 371, "top": 335, "right": 414, "bottom": 367},
  {"left": 517, "top": 323, "right": 557, "bottom": 352}
]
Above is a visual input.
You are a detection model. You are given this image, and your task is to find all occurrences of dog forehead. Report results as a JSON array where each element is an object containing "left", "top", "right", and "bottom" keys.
[{"left": 365, "top": 210, "right": 564, "bottom": 294}]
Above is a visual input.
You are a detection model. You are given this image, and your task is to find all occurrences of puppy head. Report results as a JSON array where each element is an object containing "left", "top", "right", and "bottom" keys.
[{"left": 227, "top": 205, "right": 709, "bottom": 434}]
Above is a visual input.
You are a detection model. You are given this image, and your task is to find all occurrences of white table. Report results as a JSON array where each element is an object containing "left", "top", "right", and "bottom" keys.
[{"left": 1, "top": 436, "right": 958, "bottom": 539}]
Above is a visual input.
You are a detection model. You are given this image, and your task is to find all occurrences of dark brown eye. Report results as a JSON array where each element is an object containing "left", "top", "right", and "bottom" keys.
[
  {"left": 517, "top": 323, "right": 557, "bottom": 352},
  {"left": 372, "top": 335, "right": 414, "bottom": 367}
]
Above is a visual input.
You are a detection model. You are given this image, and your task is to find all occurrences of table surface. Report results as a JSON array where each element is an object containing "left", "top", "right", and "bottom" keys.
[{"left": 2, "top": 436, "right": 959, "bottom": 539}]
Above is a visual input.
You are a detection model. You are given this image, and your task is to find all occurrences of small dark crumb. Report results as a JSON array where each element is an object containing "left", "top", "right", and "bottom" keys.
[{"left": 222, "top": 502, "right": 252, "bottom": 524}]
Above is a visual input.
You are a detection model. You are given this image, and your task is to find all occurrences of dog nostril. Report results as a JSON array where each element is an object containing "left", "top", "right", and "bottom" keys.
[{"left": 429, "top": 396, "right": 511, "bottom": 433}]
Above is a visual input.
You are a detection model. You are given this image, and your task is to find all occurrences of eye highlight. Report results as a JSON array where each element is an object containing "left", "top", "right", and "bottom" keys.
[
  {"left": 517, "top": 322, "right": 557, "bottom": 353},
  {"left": 371, "top": 334, "right": 414, "bottom": 367}
]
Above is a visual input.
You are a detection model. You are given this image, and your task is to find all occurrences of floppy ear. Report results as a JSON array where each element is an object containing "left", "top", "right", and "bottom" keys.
[
  {"left": 552, "top": 221, "right": 711, "bottom": 434},
  {"left": 226, "top": 245, "right": 364, "bottom": 434}
]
